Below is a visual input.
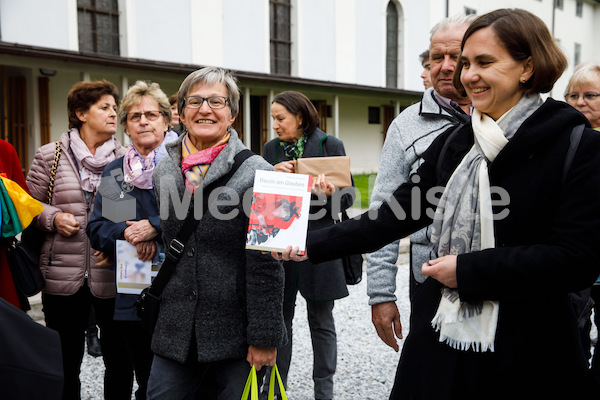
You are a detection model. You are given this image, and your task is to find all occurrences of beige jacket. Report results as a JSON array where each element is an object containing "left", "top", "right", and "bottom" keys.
[{"left": 26, "top": 131, "right": 124, "bottom": 298}]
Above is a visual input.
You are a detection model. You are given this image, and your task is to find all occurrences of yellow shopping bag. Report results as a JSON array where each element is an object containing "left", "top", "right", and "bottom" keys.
[
  {"left": 241, "top": 364, "right": 287, "bottom": 400},
  {"left": 0, "top": 176, "right": 43, "bottom": 230}
]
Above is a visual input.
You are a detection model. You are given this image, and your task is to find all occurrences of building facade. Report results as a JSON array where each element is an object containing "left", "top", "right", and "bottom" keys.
[{"left": 0, "top": 0, "right": 599, "bottom": 174}]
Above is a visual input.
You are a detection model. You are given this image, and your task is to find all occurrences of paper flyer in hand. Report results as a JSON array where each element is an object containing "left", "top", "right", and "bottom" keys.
[
  {"left": 246, "top": 170, "right": 312, "bottom": 254},
  {"left": 116, "top": 240, "right": 164, "bottom": 294}
]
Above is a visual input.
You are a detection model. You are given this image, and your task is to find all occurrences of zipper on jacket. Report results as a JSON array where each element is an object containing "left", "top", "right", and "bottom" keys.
[{"left": 84, "top": 191, "right": 94, "bottom": 281}]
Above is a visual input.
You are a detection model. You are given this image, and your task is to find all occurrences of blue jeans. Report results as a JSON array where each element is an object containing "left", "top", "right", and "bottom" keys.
[{"left": 147, "top": 354, "right": 264, "bottom": 400}]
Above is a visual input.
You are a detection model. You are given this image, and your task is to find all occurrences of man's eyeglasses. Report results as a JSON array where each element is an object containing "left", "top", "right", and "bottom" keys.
[
  {"left": 127, "top": 111, "right": 162, "bottom": 122},
  {"left": 184, "top": 96, "right": 229, "bottom": 109},
  {"left": 565, "top": 92, "right": 600, "bottom": 102}
]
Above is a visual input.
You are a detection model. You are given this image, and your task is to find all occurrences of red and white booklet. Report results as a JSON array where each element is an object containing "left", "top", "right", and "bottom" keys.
[{"left": 246, "top": 170, "right": 312, "bottom": 254}]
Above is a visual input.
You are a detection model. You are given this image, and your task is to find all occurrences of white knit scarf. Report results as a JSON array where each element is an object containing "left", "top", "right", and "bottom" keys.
[{"left": 429, "top": 94, "right": 543, "bottom": 352}]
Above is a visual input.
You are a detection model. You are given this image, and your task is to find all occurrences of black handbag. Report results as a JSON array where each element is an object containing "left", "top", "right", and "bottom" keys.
[
  {"left": 136, "top": 149, "right": 254, "bottom": 333},
  {"left": 6, "top": 141, "right": 61, "bottom": 297},
  {"left": 6, "top": 226, "right": 47, "bottom": 297},
  {"left": 340, "top": 210, "right": 363, "bottom": 285}
]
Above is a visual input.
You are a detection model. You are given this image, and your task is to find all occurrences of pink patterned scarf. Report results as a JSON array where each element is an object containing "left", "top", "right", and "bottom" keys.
[
  {"left": 181, "top": 132, "right": 230, "bottom": 192},
  {"left": 123, "top": 130, "right": 178, "bottom": 189},
  {"left": 69, "top": 128, "right": 117, "bottom": 193}
]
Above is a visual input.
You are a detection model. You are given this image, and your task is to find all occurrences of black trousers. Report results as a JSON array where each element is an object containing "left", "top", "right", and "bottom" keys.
[
  {"left": 112, "top": 320, "right": 154, "bottom": 400},
  {"left": 43, "top": 283, "right": 124, "bottom": 400}
]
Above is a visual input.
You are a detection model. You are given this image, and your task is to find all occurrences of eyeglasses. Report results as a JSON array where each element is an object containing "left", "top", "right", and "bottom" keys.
[
  {"left": 184, "top": 96, "right": 229, "bottom": 109},
  {"left": 127, "top": 111, "right": 162, "bottom": 122},
  {"left": 565, "top": 92, "right": 600, "bottom": 102}
]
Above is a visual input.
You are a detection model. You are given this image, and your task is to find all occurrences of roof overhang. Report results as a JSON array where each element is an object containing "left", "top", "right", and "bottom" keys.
[{"left": 0, "top": 41, "right": 422, "bottom": 99}]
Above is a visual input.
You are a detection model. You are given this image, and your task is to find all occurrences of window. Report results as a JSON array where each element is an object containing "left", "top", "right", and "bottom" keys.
[
  {"left": 77, "top": 0, "right": 120, "bottom": 55},
  {"left": 576, "top": 0, "right": 583, "bottom": 17},
  {"left": 270, "top": 0, "right": 291, "bottom": 75},
  {"left": 368, "top": 107, "right": 381, "bottom": 124},
  {"left": 464, "top": 7, "right": 477, "bottom": 15},
  {"left": 554, "top": 0, "right": 564, "bottom": 10},
  {"left": 574, "top": 43, "right": 581, "bottom": 67},
  {"left": 386, "top": 2, "right": 398, "bottom": 88}
]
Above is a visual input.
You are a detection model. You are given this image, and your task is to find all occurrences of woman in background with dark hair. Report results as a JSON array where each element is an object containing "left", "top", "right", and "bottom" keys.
[
  {"left": 262, "top": 91, "right": 354, "bottom": 400},
  {"left": 27, "top": 80, "right": 125, "bottom": 400},
  {"left": 276, "top": 9, "right": 600, "bottom": 398}
]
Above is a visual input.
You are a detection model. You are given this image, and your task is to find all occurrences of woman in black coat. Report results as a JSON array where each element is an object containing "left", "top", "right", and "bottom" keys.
[
  {"left": 262, "top": 91, "right": 354, "bottom": 400},
  {"left": 275, "top": 10, "right": 600, "bottom": 399}
]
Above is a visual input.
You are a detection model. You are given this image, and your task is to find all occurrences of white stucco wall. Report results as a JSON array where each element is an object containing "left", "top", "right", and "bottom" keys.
[
  {"left": 398, "top": 0, "right": 434, "bottom": 91},
  {"left": 222, "top": 0, "right": 268, "bottom": 72},
  {"left": 296, "top": 0, "right": 336, "bottom": 81},
  {"left": 133, "top": 0, "right": 192, "bottom": 64},
  {"left": 0, "top": 0, "right": 70, "bottom": 49}
]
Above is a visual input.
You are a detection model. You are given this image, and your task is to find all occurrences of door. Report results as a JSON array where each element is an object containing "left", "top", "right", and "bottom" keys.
[{"left": 1, "top": 67, "right": 29, "bottom": 171}]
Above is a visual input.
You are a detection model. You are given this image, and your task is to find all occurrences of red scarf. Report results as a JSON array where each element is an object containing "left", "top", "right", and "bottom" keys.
[{"left": 181, "top": 132, "right": 230, "bottom": 192}]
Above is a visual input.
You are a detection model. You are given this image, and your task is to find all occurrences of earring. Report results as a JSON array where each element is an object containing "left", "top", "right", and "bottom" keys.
[{"left": 521, "top": 78, "right": 526, "bottom": 84}]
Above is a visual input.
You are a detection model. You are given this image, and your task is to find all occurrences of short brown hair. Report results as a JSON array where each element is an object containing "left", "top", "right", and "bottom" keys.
[
  {"left": 453, "top": 8, "right": 567, "bottom": 97},
  {"left": 272, "top": 91, "right": 320, "bottom": 135},
  {"left": 168, "top": 93, "right": 178, "bottom": 106},
  {"left": 67, "top": 80, "right": 119, "bottom": 130}
]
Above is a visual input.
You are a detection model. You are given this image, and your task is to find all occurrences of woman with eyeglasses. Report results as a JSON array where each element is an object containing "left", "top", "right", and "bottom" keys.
[
  {"left": 26, "top": 80, "right": 125, "bottom": 400},
  {"left": 146, "top": 67, "right": 286, "bottom": 400},
  {"left": 86, "top": 80, "right": 178, "bottom": 399},
  {"left": 275, "top": 9, "right": 600, "bottom": 398},
  {"left": 565, "top": 62, "right": 600, "bottom": 130},
  {"left": 565, "top": 61, "right": 600, "bottom": 382}
]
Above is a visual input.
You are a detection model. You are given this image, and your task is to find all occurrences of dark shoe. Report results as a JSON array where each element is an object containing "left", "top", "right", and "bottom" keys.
[{"left": 86, "top": 325, "right": 102, "bottom": 357}]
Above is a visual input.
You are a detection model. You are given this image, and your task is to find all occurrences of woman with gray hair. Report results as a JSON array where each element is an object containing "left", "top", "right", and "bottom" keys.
[
  {"left": 565, "top": 62, "right": 600, "bottom": 130},
  {"left": 564, "top": 61, "right": 600, "bottom": 379},
  {"left": 147, "top": 67, "right": 286, "bottom": 399},
  {"left": 87, "top": 80, "right": 178, "bottom": 399}
]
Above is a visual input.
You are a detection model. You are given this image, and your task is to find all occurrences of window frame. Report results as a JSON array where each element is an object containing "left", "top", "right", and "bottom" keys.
[
  {"left": 270, "top": 0, "right": 292, "bottom": 75},
  {"left": 77, "top": 0, "right": 120, "bottom": 55}
]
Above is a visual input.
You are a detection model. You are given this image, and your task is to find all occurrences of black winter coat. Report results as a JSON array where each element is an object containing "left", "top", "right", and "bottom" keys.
[
  {"left": 308, "top": 99, "right": 600, "bottom": 398},
  {"left": 263, "top": 128, "right": 354, "bottom": 301}
]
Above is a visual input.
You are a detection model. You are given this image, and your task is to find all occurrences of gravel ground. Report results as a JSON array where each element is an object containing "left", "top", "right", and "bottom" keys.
[
  {"left": 77, "top": 255, "right": 599, "bottom": 399},
  {"left": 79, "top": 257, "right": 411, "bottom": 400}
]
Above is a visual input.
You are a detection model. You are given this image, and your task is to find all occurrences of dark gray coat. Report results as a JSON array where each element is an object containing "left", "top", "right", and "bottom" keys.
[
  {"left": 152, "top": 133, "right": 287, "bottom": 363},
  {"left": 263, "top": 128, "right": 354, "bottom": 301}
]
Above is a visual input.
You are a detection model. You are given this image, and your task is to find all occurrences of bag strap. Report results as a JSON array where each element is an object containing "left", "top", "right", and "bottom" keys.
[
  {"left": 435, "top": 123, "right": 464, "bottom": 182},
  {"left": 47, "top": 141, "right": 62, "bottom": 204},
  {"left": 148, "top": 149, "right": 254, "bottom": 298},
  {"left": 435, "top": 123, "right": 584, "bottom": 185},
  {"left": 562, "top": 124, "right": 584, "bottom": 184}
]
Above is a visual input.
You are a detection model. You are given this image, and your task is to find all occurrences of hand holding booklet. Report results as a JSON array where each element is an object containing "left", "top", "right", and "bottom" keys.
[
  {"left": 246, "top": 170, "right": 312, "bottom": 255},
  {"left": 116, "top": 240, "right": 164, "bottom": 294}
]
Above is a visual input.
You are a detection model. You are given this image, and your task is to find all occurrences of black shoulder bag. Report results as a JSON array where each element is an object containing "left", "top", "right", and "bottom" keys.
[
  {"left": 6, "top": 141, "right": 62, "bottom": 297},
  {"left": 136, "top": 149, "right": 254, "bottom": 333}
]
